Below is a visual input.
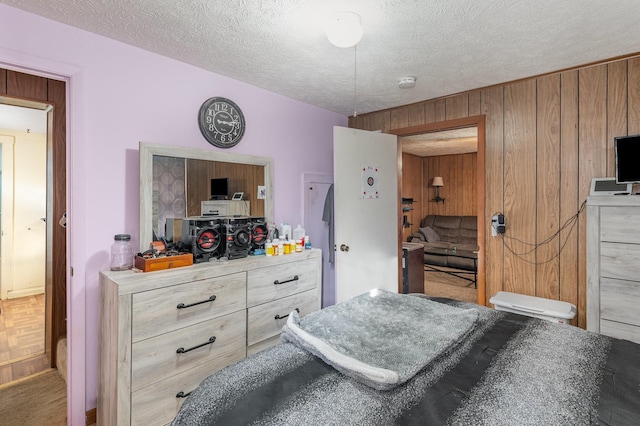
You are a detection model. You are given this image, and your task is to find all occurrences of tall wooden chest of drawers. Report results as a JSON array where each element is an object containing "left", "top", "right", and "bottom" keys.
[
  {"left": 98, "top": 249, "right": 321, "bottom": 425},
  {"left": 586, "top": 196, "right": 640, "bottom": 344}
]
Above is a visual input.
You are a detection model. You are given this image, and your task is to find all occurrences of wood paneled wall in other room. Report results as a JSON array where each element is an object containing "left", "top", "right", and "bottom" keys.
[
  {"left": 186, "top": 159, "right": 265, "bottom": 217},
  {"left": 349, "top": 55, "right": 640, "bottom": 329},
  {"left": 401, "top": 152, "right": 477, "bottom": 241}
]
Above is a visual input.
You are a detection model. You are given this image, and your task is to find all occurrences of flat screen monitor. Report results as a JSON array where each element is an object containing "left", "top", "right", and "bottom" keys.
[
  {"left": 210, "top": 177, "right": 229, "bottom": 199},
  {"left": 615, "top": 135, "right": 640, "bottom": 184}
]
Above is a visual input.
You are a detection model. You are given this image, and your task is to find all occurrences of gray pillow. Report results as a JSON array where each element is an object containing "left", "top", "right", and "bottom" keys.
[{"left": 419, "top": 226, "right": 440, "bottom": 242}]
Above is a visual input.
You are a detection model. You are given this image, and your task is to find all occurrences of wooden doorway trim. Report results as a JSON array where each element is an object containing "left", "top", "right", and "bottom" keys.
[{"left": 389, "top": 115, "right": 487, "bottom": 306}]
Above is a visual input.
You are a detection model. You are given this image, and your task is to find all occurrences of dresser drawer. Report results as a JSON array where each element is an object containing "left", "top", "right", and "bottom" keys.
[
  {"left": 131, "top": 351, "right": 246, "bottom": 426},
  {"left": 247, "top": 289, "right": 318, "bottom": 346},
  {"left": 600, "top": 206, "right": 640, "bottom": 244},
  {"left": 132, "top": 272, "right": 246, "bottom": 342},
  {"left": 600, "top": 319, "right": 640, "bottom": 344},
  {"left": 201, "top": 201, "right": 229, "bottom": 216},
  {"left": 247, "top": 257, "right": 319, "bottom": 308},
  {"left": 600, "top": 242, "right": 640, "bottom": 281},
  {"left": 131, "top": 310, "right": 246, "bottom": 391},
  {"left": 600, "top": 277, "right": 640, "bottom": 328}
]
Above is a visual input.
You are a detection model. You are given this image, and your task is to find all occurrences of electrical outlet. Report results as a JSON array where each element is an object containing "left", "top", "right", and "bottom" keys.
[{"left": 491, "top": 214, "right": 506, "bottom": 236}]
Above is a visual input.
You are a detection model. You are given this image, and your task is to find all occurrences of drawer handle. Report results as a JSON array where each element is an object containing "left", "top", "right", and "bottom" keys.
[
  {"left": 176, "top": 295, "right": 216, "bottom": 309},
  {"left": 176, "top": 336, "right": 217, "bottom": 354},
  {"left": 176, "top": 391, "right": 192, "bottom": 398},
  {"left": 275, "top": 307, "right": 300, "bottom": 320},
  {"left": 274, "top": 275, "right": 299, "bottom": 285}
]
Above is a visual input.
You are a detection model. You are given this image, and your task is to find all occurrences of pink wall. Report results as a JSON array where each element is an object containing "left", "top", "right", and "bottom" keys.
[{"left": 0, "top": 4, "right": 346, "bottom": 423}]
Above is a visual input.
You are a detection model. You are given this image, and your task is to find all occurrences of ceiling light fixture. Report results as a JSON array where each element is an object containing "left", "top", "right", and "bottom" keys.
[
  {"left": 398, "top": 76, "right": 416, "bottom": 89},
  {"left": 326, "top": 12, "right": 363, "bottom": 48}
]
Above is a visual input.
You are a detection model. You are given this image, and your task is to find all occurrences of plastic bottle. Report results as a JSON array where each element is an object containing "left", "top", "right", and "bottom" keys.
[
  {"left": 279, "top": 223, "right": 292, "bottom": 241},
  {"left": 293, "top": 224, "right": 305, "bottom": 242},
  {"left": 304, "top": 235, "right": 311, "bottom": 250},
  {"left": 111, "top": 234, "right": 134, "bottom": 271}
]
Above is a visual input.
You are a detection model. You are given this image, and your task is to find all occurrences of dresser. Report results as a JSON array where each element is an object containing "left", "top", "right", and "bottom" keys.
[
  {"left": 98, "top": 249, "right": 322, "bottom": 425},
  {"left": 586, "top": 196, "right": 640, "bottom": 344},
  {"left": 201, "top": 199, "right": 250, "bottom": 216}
]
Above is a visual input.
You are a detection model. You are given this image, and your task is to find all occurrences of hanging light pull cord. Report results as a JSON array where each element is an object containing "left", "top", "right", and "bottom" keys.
[{"left": 353, "top": 44, "right": 358, "bottom": 118}]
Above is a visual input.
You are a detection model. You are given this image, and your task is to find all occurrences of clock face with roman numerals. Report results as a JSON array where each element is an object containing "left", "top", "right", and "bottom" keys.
[{"left": 198, "top": 97, "right": 246, "bottom": 148}]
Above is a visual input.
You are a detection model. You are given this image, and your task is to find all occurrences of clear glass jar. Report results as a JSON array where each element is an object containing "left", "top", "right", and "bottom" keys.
[{"left": 111, "top": 234, "right": 134, "bottom": 271}]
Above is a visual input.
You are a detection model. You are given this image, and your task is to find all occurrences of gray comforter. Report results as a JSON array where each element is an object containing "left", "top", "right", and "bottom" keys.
[{"left": 172, "top": 295, "right": 640, "bottom": 425}]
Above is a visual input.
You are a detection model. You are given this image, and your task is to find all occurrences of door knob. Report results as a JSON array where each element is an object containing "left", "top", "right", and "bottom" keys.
[{"left": 340, "top": 244, "right": 349, "bottom": 252}]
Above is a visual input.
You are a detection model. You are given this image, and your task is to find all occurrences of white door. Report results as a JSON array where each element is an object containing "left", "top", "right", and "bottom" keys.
[{"left": 333, "top": 126, "right": 398, "bottom": 303}]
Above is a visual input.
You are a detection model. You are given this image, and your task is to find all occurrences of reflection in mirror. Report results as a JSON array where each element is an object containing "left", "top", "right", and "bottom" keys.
[{"left": 140, "top": 142, "right": 274, "bottom": 251}]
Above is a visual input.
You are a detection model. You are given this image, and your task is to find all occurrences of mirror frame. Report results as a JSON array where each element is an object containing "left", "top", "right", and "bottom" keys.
[{"left": 139, "top": 142, "right": 274, "bottom": 251}]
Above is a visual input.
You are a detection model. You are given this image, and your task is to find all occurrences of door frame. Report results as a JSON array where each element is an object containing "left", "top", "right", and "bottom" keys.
[
  {"left": 0, "top": 74, "right": 67, "bottom": 364},
  {"left": 389, "top": 115, "right": 486, "bottom": 305}
]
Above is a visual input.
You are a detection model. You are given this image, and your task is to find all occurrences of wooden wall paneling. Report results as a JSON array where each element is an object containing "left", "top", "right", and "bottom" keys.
[
  {"left": 348, "top": 114, "right": 361, "bottom": 129},
  {"left": 578, "top": 64, "right": 608, "bottom": 329},
  {"left": 607, "top": 61, "right": 628, "bottom": 175},
  {"left": 445, "top": 94, "right": 469, "bottom": 120},
  {"left": 439, "top": 156, "right": 455, "bottom": 215},
  {"left": 482, "top": 86, "right": 504, "bottom": 303},
  {"left": 502, "top": 80, "right": 537, "bottom": 296},
  {"left": 390, "top": 106, "right": 409, "bottom": 130},
  {"left": 424, "top": 101, "right": 437, "bottom": 124},
  {"left": 407, "top": 103, "right": 425, "bottom": 127},
  {"left": 462, "top": 153, "right": 477, "bottom": 216},
  {"left": 434, "top": 99, "right": 446, "bottom": 122},
  {"left": 186, "top": 159, "right": 209, "bottom": 215},
  {"left": 559, "top": 71, "right": 580, "bottom": 315},
  {"left": 442, "top": 156, "right": 451, "bottom": 215},
  {"left": 6, "top": 70, "right": 47, "bottom": 100},
  {"left": 48, "top": 78, "right": 67, "bottom": 368},
  {"left": 401, "top": 152, "right": 423, "bottom": 238},
  {"left": 370, "top": 111, "right": 390, "bottom": 132},
  {"left": 468, "top": 91, "right": 482, "bottom": 116},
  {"left": 0, "top": 68, "right": 6, "bottom": 94},
  {"left": 628, "top": 58, "right": 640, "bottom": 134},
  {"left": 535, "top": 74, "right": 561, "bottom": 300},
  {"left": 451, "top": 155, "right": 464, "bottom": 215}
]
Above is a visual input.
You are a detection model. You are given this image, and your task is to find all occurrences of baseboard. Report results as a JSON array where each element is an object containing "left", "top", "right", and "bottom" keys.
[
  {"left": 5, "top": 288, "right": 45, "bottom": 299},
  {"left": 86, "top": 407, "right": 96, "bottom": 425}
]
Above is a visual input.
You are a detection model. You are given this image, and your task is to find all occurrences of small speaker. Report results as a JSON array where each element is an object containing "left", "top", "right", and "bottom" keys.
[
  {"left": 220, "top": 217, "right": 251, "bottom": 260},
  {"left": 248, "top": 216, "right": 268, "bottom": 252},
  {"left": 181, "top": 217, "right": 222, "bottom": 263}
]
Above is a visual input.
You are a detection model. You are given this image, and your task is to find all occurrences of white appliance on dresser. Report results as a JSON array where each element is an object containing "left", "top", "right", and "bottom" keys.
[
  {"left": 98, "top": 249, "right": 321, "bottom": 426},
  {"left": 586, "top": 196, "right": 640, "bottom": 344}
]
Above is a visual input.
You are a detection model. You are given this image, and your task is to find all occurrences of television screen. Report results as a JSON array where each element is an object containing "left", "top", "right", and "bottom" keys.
[
  {"left": 210, "top": 177, "right": 229, "bottom": 199},
  {"left": 615, "top": 135, "right": 640, "bottom": 184}
]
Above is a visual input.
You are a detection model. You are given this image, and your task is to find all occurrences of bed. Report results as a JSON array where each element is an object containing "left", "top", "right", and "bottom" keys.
[{"left": 172, "top": 290, "right": 640, "bottom": 425}]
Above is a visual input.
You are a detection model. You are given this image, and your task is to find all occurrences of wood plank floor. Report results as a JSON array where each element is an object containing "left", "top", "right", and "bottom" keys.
[{"left": 0, "top": 294, "right": 48, "bottom": 385}]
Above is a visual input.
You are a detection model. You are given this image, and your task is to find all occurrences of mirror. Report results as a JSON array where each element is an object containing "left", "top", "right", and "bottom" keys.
[{"left": 139, "top": 142, "right": 274, "bottom": 251}]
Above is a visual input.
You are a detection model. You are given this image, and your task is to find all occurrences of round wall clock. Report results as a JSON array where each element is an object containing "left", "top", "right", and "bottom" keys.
[{"left": 198, "top": 97, "right": 246, "bottom": 148}]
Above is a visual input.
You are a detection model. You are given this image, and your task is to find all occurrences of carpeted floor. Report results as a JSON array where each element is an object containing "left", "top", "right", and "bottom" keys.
[
  {"left": 424, "top": 267, "right": 478, "bottom": 303},
  {"left": 0, "top": 369, "right": 66, "bottom": 426}
]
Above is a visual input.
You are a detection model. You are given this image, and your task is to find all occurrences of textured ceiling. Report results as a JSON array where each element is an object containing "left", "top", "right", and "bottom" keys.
[{"left": 2, "top": 0, "right": 640, "bottom": 118}]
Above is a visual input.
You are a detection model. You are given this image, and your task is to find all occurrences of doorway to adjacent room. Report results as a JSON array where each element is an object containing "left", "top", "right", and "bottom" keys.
[
  {"left": 0, "top": 103, "right": 49, "bottom": 384},
  {"left": 393, "top": 115, "right": 486, "bottom": 305}
]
